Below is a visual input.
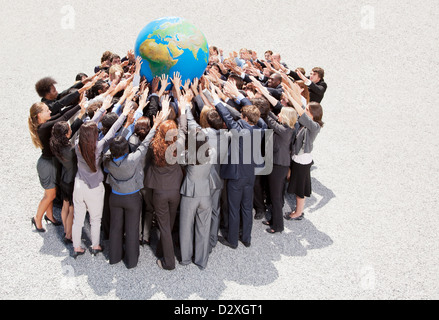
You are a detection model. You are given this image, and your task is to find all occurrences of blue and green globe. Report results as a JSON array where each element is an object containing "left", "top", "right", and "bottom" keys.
[{"left": 134, "top": 17, "right": 209, "bottom": 88}]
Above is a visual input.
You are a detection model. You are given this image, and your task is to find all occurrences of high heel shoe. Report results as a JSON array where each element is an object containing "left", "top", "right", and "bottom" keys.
[
  {"left": 265, "top": 228, "right": 283, "bottom": 234},
  {"left": 72, "top": 249, "right": 86, "bottom": 259},
  {"left": 31, "top": 217, "right": 46, "bottom": 233},
  {"left": 44, "top": 215, "right": 62, "bottom": 226},
  {"left": 90, "top": 246, "right": 104, "bottom": 256},
  {"left": 284, "top": 212, "right": 305, "bottom": 221}
]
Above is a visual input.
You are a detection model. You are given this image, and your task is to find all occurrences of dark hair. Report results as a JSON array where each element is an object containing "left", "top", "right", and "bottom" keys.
[
  {"left": 78, "top": 122, "right": 98, "bottom": 172},
  {"left": 35, "top": 77, "right": 57, "bottom": 98},
  {"left": 308, "top": 102, "right": 324, "bottom": 128},
  {"left": 134, "top": 117, "right": 151, "bottom": 141},
  {"left": 109, "top": 136, "right": 129, "bottom": 160},
  {"left": 228, "top": 74, "right": 244, "bottom": 90},
  {"left": 312, "top": 67, "right": 325, "bottom": 80},
  {"left": 100, "top": 112, "right": 118, "bottom": 135},
  {"left": 110, "top": 54, "right": 121, "bottom": 63},
  {"left": 50, "top": 122, "right": 71, "bottom": 161},
  {"left": 206, "top": 109, "right": 224, "bottom": 130},
  {"left": 87, "top": 79, "right": 108, "bottom": 99},
  {"left": 75, "top": 73, "right": 88, "bottom": 81}
]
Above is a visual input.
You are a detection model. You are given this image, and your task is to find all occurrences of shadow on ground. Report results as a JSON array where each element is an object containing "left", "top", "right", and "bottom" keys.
[{"left": 36, "top": 175, "right": 335, "bottom": 300}]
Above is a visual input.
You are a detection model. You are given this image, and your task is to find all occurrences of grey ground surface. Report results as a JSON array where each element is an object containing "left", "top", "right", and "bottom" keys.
[{"left": 1, "top": 0, "right": 438, "bottom": 300}]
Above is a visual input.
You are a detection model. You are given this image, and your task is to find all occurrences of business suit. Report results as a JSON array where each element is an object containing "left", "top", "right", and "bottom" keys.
[
  {"left": 287, "top": 70, "right": 327, "bottom": 103},
  {"left": 144, "top": 115, "right": 187, "bottom": 270},
  {"left": 266, "top": 112, "right": 296, "bottom": 232},
  {"left": 215, "top": 101, "right": 267, "bottom": 247},
  {"left": 186, "top": 106, "right": 228, "bottom": 250},
  {"left": 179, "top": 164, "right": 213, "bottom": 269}
]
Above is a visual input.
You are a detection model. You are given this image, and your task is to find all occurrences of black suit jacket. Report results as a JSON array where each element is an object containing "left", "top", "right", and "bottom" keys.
[{"left": 287, "top": 70, "right": 327, "bottom": 103}]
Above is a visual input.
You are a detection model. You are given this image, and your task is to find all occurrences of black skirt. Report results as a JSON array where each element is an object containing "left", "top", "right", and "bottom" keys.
[
  {"left": 287, "top": 160, "right": 313, "bottom": 199},
  {"left": 59, "top": 180, "right": 74, "bottom": 205}
]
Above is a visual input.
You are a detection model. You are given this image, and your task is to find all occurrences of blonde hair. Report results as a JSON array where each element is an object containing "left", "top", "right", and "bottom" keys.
[
  {"left": 109, "top": 64, "right": 124, "bottom": 80},
  {"left": 28, "top": 102, "right": 45, "bottom": 149},
  {"left": 279, "top": 107, "right": 297, "bottom": 129}
]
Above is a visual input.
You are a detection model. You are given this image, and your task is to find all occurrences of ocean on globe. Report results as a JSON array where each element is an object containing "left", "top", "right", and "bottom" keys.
[{"left": 134, "top": 17, "right": 209, "bottom": 89}]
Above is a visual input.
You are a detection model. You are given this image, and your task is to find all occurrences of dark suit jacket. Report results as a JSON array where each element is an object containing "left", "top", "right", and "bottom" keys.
[
  {"left": 215, "top": 102, "right": 267, "bottom": 180},
  {"left": 287, "top": 70, "right": 327, "bottom": 103},
  {"left": 266, "top": 112, "right": 296, "bottom": 167},
  {"left": 42, "top": 81, "right": 84, "bottom": 115}
]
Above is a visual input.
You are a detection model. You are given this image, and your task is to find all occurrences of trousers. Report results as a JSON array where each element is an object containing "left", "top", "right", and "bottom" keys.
[
  {"left": 153, "top": 188, "right": 181, "bottom": 270},
  {"left": 109, "top": 192, "right": 142, "bottom": 269},
  {"left": 226, "top": 176, "right": 255, "bottom": 246},
  {"left": 180, "top": 195, "right": 212, "bottom": 269},
  {"left": 72, "top": 178, "right": 105, "bottom": 248}
]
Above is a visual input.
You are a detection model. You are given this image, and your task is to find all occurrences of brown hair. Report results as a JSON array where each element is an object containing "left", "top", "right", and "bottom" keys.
[
  {"left": 312, "top": 67, "right": 325, "bottom": 81},
  {"left": 101, "top": 51, "right": 113, "bottom": 63},
  {"left": 308, "top": 102, "right": 324, "bottom": 128},
  {"left": 50, "top": 122, "right": 70, "bottom": 161},
  {"left": 35, "top": 77, "right": 56, "bottom": 98},
  {"left": 199, "top": 106, "right": 214, "bottom": 128},
  {"left": 28, "top": 102, "right": 45, "bottom": 149},
  {"left": 78, "top": 122, "right": 99, "bottom": 172},
  {"left": 134, "top": 117, "right": 151, "bottom": 141},
  {"left": 241, "top": 105, "right": 261, "bottom": 125},
  {"left": 151, "top": 120, "right": 178, "bottom": 167}
]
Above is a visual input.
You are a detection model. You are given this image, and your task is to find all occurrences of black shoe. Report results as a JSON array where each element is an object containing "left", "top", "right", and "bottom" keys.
[
  {"left": 218, "top": 236, "right": 237, "bottom": 249},
  {"left": 139, "top": 239, "right": 150, "bottom": 247},
  {"left": 262, "top": 220, "right": 271, "bottom": 226},
  {"left": 63, "top": 234, "right": 73, "bottom": 244},
  {"left": 241, "top": 241, "right": 251, "bottom": 248},
  {"left": 72, "top": 249, "right": 86, "bottom": 259},
  {"left": 284, "top": 212, "right": 304, "bottom": 221},
  {"left": 90, "top": 246, "right": 104, "bottom": 256},
  {"left": 254, "top": 211, "right": 265, "bottom": 220},
  {"left": 44, "top": 215, "right": 62, "bottom": 226},
  {"left": 31, "top": 217, "right": 46, "bottom": 233},
  {"left": 265, "top": 228, "right": 283, "bottom": 234}
]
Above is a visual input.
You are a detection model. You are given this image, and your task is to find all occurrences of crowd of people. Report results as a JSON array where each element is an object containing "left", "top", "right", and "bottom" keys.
[{"left": 28, "top": 46, "right": 326, "bottom": 270}]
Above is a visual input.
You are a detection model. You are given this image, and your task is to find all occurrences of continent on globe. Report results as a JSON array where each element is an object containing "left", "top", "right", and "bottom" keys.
[{"left": 134, "top": 17, "right": 209, "bottom": 88}]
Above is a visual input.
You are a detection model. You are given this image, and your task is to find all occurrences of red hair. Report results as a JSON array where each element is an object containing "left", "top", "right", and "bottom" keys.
[{"left": 151, "top": 120, "right": 178, "bottom": 167}]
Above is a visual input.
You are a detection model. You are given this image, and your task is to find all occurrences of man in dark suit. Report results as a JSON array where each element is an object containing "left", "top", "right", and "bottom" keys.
[
  {"left": 211, "top": 89, "right": 267, "bottom": 249},
  {"left": 287, "top": 67, "right": 327, "bottom": 103}
]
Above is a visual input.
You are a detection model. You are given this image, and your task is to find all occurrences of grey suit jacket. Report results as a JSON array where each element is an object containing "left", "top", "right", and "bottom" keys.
[
  {"left": 266, "top": 112, "right": 295, "bottom": 167},
  {"left": 180, "top": 164, "right": 217, "bottom": 197},
  {"left": 293, "top": 113, "right": 321, "bottom": 155}
]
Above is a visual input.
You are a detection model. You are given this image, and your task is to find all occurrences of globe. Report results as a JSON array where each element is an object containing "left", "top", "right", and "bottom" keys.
[{"left": 134, "top": 17, "right": 209, "bottom": 89}]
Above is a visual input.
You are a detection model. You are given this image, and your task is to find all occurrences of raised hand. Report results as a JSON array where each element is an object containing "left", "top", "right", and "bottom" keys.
[
  {"left": 161, "top": 94, "right": 171, "bottom": 116},
  {"left": 135, "top": 56, "right": 143, "bottom": 75},
  {"left": 224, "top": 79, "right": 240, "bottom": 98},
  {"left": 138, "top": 90, "right": 150, "bottom": 111},
  {"left": 296, "top": 69, "right": 308, "bottom": 82},
  {"left": 102, "top": 95, "right": 114, "bottom": 110},
  {"left": 158, "top": 74, "right": 170, "bottom": 97},
  {"left": 127, "top": 49, "right": 135, "bottom": 62},
  {"left": 124, "top": 109, "right": 136, "bottom": 128},
  {"left": 151, "top": 77, "right": 159, "bottom": 94},
  {"left": 183, "top": 79, "right": 191, "bottom": 93},
  {"left": 191, "top": 77, "right": 199, "bottom": 96}
]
